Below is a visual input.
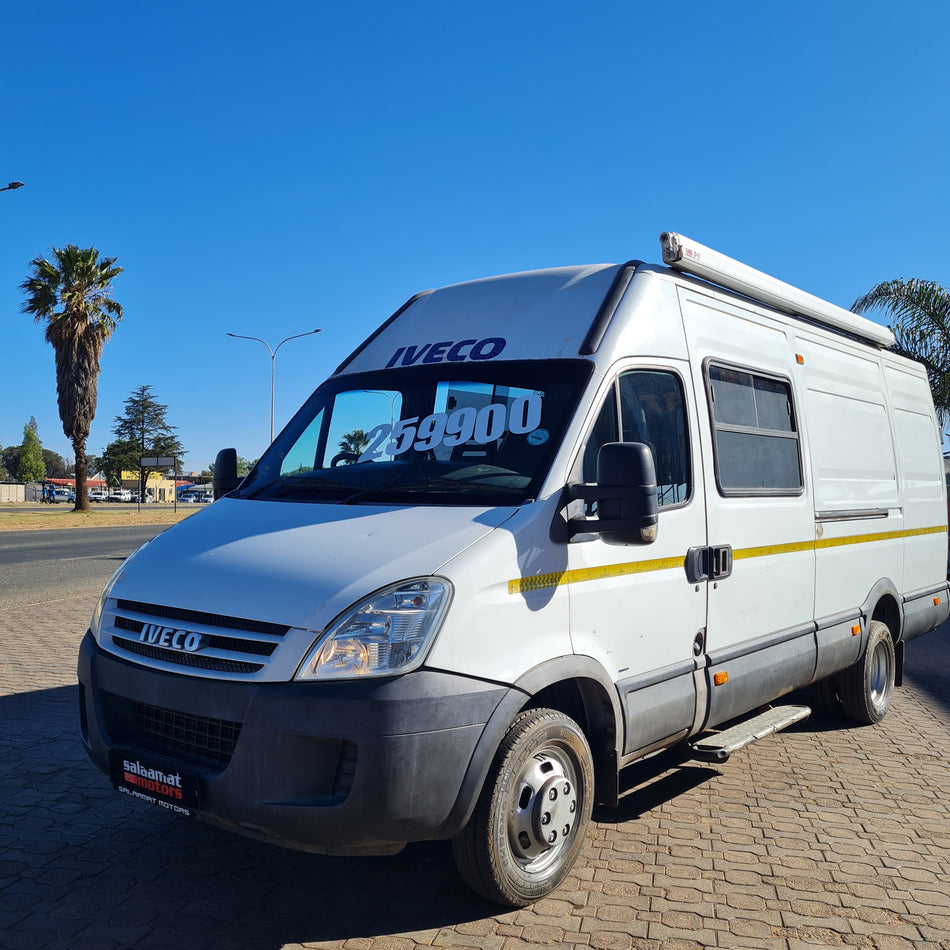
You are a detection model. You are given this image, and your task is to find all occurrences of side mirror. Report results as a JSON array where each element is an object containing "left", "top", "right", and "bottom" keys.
[
  {"left": 569, "top": 442, "right": 658, "bottom": 545},
  {"left": 212, "top": 448, "right": 242, "bottom": 499}
]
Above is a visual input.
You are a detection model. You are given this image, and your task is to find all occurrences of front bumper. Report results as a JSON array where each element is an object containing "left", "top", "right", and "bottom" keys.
[{"left": 78, "top": 631, "right": 510, "bottom": 853}]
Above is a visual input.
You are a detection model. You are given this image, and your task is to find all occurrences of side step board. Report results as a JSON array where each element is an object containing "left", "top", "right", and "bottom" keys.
[{"left": 688, "top": 704, "right": 811, "bottom": 763}]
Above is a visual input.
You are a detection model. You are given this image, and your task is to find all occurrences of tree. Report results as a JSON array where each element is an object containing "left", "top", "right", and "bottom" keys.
[
  {"left": 98, "top": 438, "right": 141, "bottom": 485},
  {"left": 852, "top": 279, "right": 950, "bottom": 428},
  {"left": 41, "top": 449, "right": 68, "bottom": 479},
  {"left": 17, "top": 422, "right": 45, "bottom": 482},
  {"left": 206, "top": 456, "right": 257, "bottom": 478},
  {"left": 339, "top": 429, "right": 370, "bottom": 454},
  {"left": 1, "top": 445, "right": 20, "bottom": 480},
  {"left": 20, "top": 245, "right": 123, "bottom": 511},
  {"left": 112, "top": 385, "right": 184, "bottom": 498}
]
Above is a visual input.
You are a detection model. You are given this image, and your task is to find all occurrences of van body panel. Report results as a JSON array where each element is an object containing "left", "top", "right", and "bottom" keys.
[
  {"left": 593, "top": 268, "right": 692, "bottom": 365},
  {"left": 564, "top": 357, "right": 706, "bottom": 676},
  {"left": 902, "top": 586, "right": 950, "bottom": 642},
  {"left": 617, "top": 664, "right": 697, "bottom": 755},
  {"left": 342, "top": 264, "right": 623, "bottom": 374},
  {"left": 426, "top": 499, "right": 574, "bottom": 683},
  {"left": 814, "top": 614, "right": 863, "bottom": 680},
  {"left": 704, "top": 625, "right": 815, "bottom": 726},
  {"left": 677, "top": 288, "right": 818, "bottom": 722}
]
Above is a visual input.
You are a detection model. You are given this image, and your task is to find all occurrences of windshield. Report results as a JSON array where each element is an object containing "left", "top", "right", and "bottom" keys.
[{"left": 237, "top": 360, "right": 592, "bottom": 506}]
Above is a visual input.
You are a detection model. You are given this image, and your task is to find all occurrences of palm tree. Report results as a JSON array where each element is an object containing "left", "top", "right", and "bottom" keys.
[
  {"left": 339, "top": 429, "right": 370, "bottom": 454},
  {"left": 21, "top": 245, "right": 124, "bottom": 511},
  {"left": 852, "top": 279, "right": 950, "bottom": 428}
]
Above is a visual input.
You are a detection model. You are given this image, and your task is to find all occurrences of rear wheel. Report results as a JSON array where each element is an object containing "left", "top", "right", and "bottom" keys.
[
  {"left": 838, "top": 620, "right": 895, "bottom": 724},
  {"left": 807, "top": 674, "right": 843, "bottom": 717},
  {"left": 452, "top": 708, "right": 594, "bottom": 907}
]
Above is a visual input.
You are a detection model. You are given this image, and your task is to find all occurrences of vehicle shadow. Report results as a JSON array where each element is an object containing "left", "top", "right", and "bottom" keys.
[
  {"left": 900, "top": 617, "right": 950, "bottom": 716},
  {"left": 0, "top": 686, "right": 499, "bottom": 949},
  {"left": 596, "top": 747, "right": 721, "bottom": 825}
]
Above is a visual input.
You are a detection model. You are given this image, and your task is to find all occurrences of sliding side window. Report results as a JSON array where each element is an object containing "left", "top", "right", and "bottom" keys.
[{"left": 706, "top": 363, "right": 802, "bottom": 495}]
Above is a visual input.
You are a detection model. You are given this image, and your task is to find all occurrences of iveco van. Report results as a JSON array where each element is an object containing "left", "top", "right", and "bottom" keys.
[{"left": 79, "top": 232, "right": 949, "bottom": 906}]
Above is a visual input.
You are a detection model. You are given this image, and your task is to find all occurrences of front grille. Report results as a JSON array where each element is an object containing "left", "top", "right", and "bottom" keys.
[
  {"left": 109, "top": 599, "right": 292, "bottom": 678},
  {"left": 118, "top": 639, "right": 265, "bottom": 674},
  {"left": 116, "top": 600, "right": 290, "bottom": 636},
  {"left": 134, "top": 701, "right": 242, "bottom": 768},
  {"left": 114, "top": 616, "right": 276, "bottom": 656}
]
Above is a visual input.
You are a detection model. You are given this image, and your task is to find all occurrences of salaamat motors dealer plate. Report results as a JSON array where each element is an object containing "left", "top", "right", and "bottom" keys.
[{"left": 109, "top": 750, "right": 200, "bottom": 815}]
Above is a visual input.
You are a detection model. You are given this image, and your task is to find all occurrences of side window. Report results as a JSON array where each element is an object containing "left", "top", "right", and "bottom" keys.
[
  {"left": 706, "top": 363, "right": 802, "bottom": 494},
  {"left": 618, "top": 371, "right": 691, "bottom": 506},
  {"left": 582, "top": 385, "right": 618, "bottom": 483},
  {"left": 582, "top": 370, "right": 691, "bottom": 508}
]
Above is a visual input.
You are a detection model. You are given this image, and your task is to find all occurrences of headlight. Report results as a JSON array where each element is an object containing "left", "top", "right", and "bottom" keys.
[
  {"left": 295, "top": 578, "right": 452, "bottom": 680},
  {"left": 90, "top": 569, "right": 121, "bottom": 642},
  {"left": 90, "top": 584, "right": 110, "bottom": 641},
  {"left": 89, "top": 538, "right": 152, "bottom": 642}
]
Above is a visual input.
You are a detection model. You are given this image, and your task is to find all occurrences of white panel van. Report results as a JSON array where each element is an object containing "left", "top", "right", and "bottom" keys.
[{"left": 79, "top": 233, "right": 949, "bottom": 905}]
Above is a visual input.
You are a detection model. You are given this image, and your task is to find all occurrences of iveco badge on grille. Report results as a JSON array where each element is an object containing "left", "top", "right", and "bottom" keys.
[{"left": 138, "top": 624, "right": 206, "bottom": 652}]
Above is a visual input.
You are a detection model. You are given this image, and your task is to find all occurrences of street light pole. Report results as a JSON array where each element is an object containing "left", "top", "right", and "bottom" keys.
[
  {"left": 226, "top": 329, "right": 322, "bottom": 442},
  {"left": 0, "top": 181, "right": 24, "bottom": 193}
]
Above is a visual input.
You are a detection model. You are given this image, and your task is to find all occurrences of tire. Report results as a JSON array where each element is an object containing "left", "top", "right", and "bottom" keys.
[
  {"left": 807, "top": 674, "right": 843, "bottom": 717},
  {"left": 838, "top": 620, "right": 896, "bottom": 724},
  {"left": 451, "top": 708, "right": 594, "bottom": 907}
]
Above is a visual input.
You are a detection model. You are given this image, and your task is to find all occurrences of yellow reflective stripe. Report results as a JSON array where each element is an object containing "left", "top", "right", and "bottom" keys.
[
  {"left": 814, "top": 524, "right": 946, "bottom": 551},
  {"left": 508, "top": 524, "right": 946, "bottom": 594},
  {"left": 508, "top": 555, "right": 684, "bottom": 595},
  {"left": 735, "top": 524, "right": 946, "bottom": 561},
  {"left": 733, "top": 540, "right": 814, "bottom": 560}
]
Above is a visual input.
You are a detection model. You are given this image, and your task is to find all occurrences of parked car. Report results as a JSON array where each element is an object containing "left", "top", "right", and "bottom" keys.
[
  {"left": 88, "top": 489, "right": 109, "bottom": 502},
  {"left": 51, "top": 488, "right": 75, "bottom": 504},
  {"left": 108, "top": 489, "right": 132, "bottom": 503}
]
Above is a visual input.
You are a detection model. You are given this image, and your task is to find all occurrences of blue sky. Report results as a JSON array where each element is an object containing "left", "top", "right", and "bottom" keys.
[{"left": 2, "top": 1, "right": 948, "bottom": 474}]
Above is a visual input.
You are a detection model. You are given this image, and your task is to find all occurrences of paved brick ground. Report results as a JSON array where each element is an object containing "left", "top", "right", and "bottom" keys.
[{"left": 1, "top": 590, "right": 949, "bottom": 949}]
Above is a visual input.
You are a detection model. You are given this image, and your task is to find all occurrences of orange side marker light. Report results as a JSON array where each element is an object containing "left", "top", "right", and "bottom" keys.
[
  {"left": 851, "top": 625, "right": 861, "bottom": 636},
  {"left": 713, "top": 671, "right": 729, "bottom": 686}
]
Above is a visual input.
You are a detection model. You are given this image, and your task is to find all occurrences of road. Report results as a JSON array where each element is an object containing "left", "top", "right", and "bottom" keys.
[
  {"left": 0, "top": 525, "right": 169, "bottom": 609},
  {"left": 0, "top": 529, "right": 949, "bottom": 948}
]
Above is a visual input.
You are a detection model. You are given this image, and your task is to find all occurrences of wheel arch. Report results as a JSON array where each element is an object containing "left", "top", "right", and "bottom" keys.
[
  {"left": 439, "top": 655, "right": 623, "bottom": 838},
  {"left": 861, "top": 578, "right": 902, "bottom": 641},
  {"left": 859, "top": 579, "right": 903, "bottom": 688}
]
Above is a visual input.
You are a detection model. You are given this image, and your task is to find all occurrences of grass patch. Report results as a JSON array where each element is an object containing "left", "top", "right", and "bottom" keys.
[{"left": 0, "top": 506, "right": 200, "bottom": 531}]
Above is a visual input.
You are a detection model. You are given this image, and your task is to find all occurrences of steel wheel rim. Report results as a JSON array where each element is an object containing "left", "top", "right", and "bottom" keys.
[
  {"left": 869, "top": 639, "right": 892, "bottom": 708},
  {"left": 507, "top": 744, "right": 580, "bottom": 873}
]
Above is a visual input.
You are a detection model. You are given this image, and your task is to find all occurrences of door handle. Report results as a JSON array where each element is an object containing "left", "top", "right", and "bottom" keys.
[{"left": 684, "top": 544, "right": 733, "bottom": 583}]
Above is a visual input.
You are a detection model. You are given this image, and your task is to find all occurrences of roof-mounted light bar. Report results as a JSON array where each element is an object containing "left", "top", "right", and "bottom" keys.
[{"left": 660, "top": 232, "right": 894, "bottom": 349}]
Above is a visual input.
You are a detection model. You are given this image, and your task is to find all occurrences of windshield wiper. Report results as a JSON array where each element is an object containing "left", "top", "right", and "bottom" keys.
[
  {"left": 342, "top": 476, "right": 523, "bottom": 505},
  {"left": 341, "top": 476, "right": 428, "bottom": 505},
  {"left": 247, "top": 475, "right": 354, "bottom": 500}
]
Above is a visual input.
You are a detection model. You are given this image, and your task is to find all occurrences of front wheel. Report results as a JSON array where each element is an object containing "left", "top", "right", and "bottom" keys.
[
  {"left": 451, "top": 708, "right": 594, "bottom": 907},
  {"left": 838, "top": 620, "right": 896, "bottom": 724}
]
